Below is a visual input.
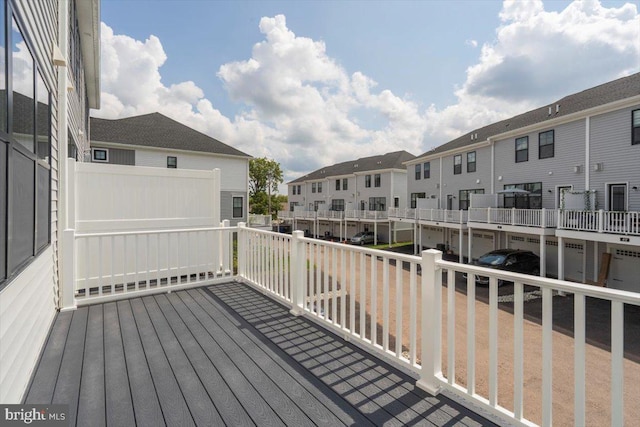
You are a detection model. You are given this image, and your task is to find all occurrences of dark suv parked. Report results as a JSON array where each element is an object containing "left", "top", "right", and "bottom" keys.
[{"left": 470, "top": 249, "right": 540, "bottom": 285}]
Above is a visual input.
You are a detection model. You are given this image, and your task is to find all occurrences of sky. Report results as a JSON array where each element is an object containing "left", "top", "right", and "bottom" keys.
[{"left": 95, "top": 0, "right": 640, "bottom": 192}]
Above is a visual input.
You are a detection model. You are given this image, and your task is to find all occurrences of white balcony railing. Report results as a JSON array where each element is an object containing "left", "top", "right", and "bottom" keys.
[
  {"left": 558, "top": 210, "right": 640, "bottom": 235},
  {"left": 468, "top": 208, "right": 558, "bottom": 228},
  {"left": 238, "top": 226, "right": 639, "bottom": 427},
  {"left": 417, "top": 208, "right": 468, "bottom": 224},
  {"left": 247, "top": 214, "right": 272, "bottom": 227},
  {"left": 64, "top": 223, "right": 640, "bottom": 427},
  {"left": 388, "top": 207, "right": 416, "bottom": 219}
]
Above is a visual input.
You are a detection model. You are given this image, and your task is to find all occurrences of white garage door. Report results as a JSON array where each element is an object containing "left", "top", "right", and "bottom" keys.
[
  {"left": 470, "top": 232, "right": 495, "bottom": 260},
  {"left": 564, "top": 241, "right": 584, "bottom": 282},
  {"left": 609, "top": 247, "right": 640, "bottom": 292},
  {"left": 420, "top": 226, "right": 443, "bottom": 249}
]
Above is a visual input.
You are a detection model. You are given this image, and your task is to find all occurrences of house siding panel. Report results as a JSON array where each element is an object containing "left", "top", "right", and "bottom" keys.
[
  {"left": 92, "top": 146, "right": 135, "bottom": 165},
  {"left": 589, "top": 105, "right": 640, "bottom": 211},
  {"left": 220, "top": 191, "right": 247, "bottom": 225},
  {"left": 407, "top": 159, "right": 441, "bottom": 207},
  {"left": 0, "top": 0, "right": 60, "bottom": 403},
  {"left": 439, "top": 146, "right": 492, "bottom": 210},
  {"left": 493, "top": 119, "right": 586, "bottom": 208}
]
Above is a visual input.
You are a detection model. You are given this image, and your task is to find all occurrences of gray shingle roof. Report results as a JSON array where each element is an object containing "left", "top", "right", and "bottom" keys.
[
  {"left": 289, "top": 150, "right": 416, "bottom": 184},
  {"left": 90, "top": 113, "right": 251, "bottom": 158},
  {"left": 416, "top": 72, "right": 640, "bottom": 160}
]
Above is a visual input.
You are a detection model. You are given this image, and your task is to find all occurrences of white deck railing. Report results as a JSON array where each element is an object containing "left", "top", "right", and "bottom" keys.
[
  {"left": 468, "top": 208, "right": 558, "bottom": 228},
  {"left": 418, "top": 208, "right": 468, "bottom": 223},
  {"left": 247, "top": 214, "right": 272, "bottom": 227},
  {"left": 558, "top": 210, "right": 640, "bottom": 235},
  {"left": 388, "top": 207, "right": 416, "bottom": 219},
  {"left": 68, "top": 223, "right": 235, "bottom": 306},
  {"left": 237, "top": 225, "right": 639, "bottom": 427}
]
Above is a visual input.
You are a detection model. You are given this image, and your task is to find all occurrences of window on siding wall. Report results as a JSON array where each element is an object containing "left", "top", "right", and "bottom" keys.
[
  {"left": 92, "top": 148, "right": 108, "bottom": 162},
  {"left": 233, "top": 197, "right": 243, "bottom": 218},
  {"left": 167, "top": 156, "right": 177, "bottom": 168},
  {"left": 292, "top": 185, "right": 296, "bottom": 195},
  {"left": 317, "top": 182, "right": 322, "bottom": 193},
  {"left": 423, "top": 162, "right": 430, "bottom": 179},
  {"left": 368, "top": 197, "right": 386, "bottom": 211},
  {"left": 1, "top": 10, "right": 52, "bottom": 286},
  {"left": 633, "top": 109, "right": 640, "bottom": 145},
  {"left": 503, "top": 182, "right": 542, "bottom": 209},
  {"left": 365, "top": 175, "right": 371, "bottom": 187},
  {"left": 331, "top": 199, "right": 344, "bottom": 211},
  {"left": 342, "top": 178, "right": 348, "bottom": 190},
  {"left": 374, "top": 174, "right": 381, "bottom": 187},
  {"left": 515, "top": 136, "right": 528, "bottom": 162},
  {"left": 459, "top": 189, "right": 484, "bottom": 210},
  {"left": 312, "top": 183, "right": 316, "bottom": 193},
  {"left": 453, "top": 154, "right": 462, "bottom": 174},
  {"left": 394, "top": 197, "right": 399, "bottom": 208},
  {"left": 415, "top": 164, "right": 421, "bottom": 180},
  {"left": 466, "top": 152, "right": 476, "bottom": 173},
  {"left": 538, "top": 130, "right": 554, "bottom": 159},
  {"left": 335, "top": 179, "right": 340, "bottom": 190},
  {"left": 410, "top": 192, "right": 425, "bottom": 209}
]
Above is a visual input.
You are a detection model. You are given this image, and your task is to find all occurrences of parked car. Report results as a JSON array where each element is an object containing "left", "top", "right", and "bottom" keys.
[
  {"left": 350, "top": 231, "right": 375, "bottom": 245},
  {"left": 467, "top": 249, "right": 540, "bottom": 285}
]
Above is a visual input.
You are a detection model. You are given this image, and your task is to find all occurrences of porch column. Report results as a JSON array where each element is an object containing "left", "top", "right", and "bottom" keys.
[
  {"left": 467, "top": 227, "right": 473, "bottom": 263},
  {"left": 593, "top": 241, "right": 599, "bottom": 282},
  {"left": 459, "top": 228, "right": 464, "bottom": 263},
  {"left": 414, "top": 222, "right": 418, "bottom": 255},
  {"left": 539, "top": 235, "right": 546, "bottom": 278},
  {"left": 237, "top": 222, "right": 247, "bottom": 278},
  {"left": 374, "top": 220, "right": 378, "bottom": 245},
  {"left": 389, "top": 220, "right": 393, "bottom": 248},
  {"left": 419, "top": 223, "right": 422, "bottom": 251},
  {"left": 558, "top": 236, "right": 565, "bottom": 281}
]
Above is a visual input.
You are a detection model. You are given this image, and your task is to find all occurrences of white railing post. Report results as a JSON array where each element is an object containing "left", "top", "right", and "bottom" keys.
[
  {"left": 220, "top": 219, "right": 231, "bottom": 274},
  {"left": 511, "top": 207, "right": 516, "bottom": 225},
  {"left": 487, "top": 207, "right": 491, "bottom": 224},
  {"left": 417, "top": 249, "right": 443, "bottom": 395},
  {"left": 237, "top": 222, "right": 247, "bottom": 278},
  {"left": 60, "top": 229, "right": 77, "bottom": 311},
  {"left": 598, "top": 209, "right": 604, "bottom": 233},
  {"left": 541, "top": 208, "right": 546, "bottom": 228},
  {"left": 289, "top": 230, "right": 305, "bottom": 316}
]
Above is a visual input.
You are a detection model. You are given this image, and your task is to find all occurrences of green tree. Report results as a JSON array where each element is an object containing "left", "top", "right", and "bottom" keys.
[{"left": 249, "top": 157, "right": 284, "bottom": 217}]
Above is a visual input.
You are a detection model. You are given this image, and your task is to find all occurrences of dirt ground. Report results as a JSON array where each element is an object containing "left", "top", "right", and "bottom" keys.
[{"left": 302, "top": 244, "right": 640, "bottom": 426}]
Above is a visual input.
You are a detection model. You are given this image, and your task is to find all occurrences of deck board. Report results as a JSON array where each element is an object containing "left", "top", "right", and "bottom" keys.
[{"left": 26, "top": 281, "right": 494, "bottom": 427}]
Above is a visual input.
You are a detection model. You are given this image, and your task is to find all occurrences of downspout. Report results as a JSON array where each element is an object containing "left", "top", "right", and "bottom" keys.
[
  {"left": 439, "top": 157, "right": 443, "bottom": 207},
  {"left": 585, "top": 116, "right": 590, "bottom": 191}
]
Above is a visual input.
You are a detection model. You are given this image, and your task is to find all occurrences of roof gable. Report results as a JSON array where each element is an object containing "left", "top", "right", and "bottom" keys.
[{"left": 90, "top": 113, "right": 251, "bottom": 158}]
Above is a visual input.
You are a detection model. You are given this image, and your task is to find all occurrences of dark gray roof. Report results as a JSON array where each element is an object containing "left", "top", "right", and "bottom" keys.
[
  {"left": 90, "top": 113, "right": 251, "bottom": 158},
  {"left": 289, "top": 150, "right": 416, "bottom": 184},
  {"left": 416, "top": 72, "right": 640, "bottom": 160}
]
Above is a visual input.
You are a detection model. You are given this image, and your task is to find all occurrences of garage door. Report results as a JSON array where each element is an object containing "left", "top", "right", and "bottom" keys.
[
  {"left": 609, "top": 247, "right": 640, "bottom": 292},
  {"left": 564, "top": 241, "right": 584, "bottom": 282},
  {"left": 470, "top": 232, "right": 495, "bottom": 260},
  {"left": 420, "top": 226, "right": 443, "bottom": 249}
]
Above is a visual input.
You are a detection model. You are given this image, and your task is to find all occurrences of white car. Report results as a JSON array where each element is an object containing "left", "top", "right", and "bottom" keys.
[{"left": 350, "top": 231, "right": 375, "bottom": 245}]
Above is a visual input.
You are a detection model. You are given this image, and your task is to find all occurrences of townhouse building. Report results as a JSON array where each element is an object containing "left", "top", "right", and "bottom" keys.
[
  {"left": 0, "top": 0, "right": 100, "bottom": 402},
  {"left": 395, "top": 72, "right": 640, "bottom": 291},
  {"left": 89, "top": 113, "right": 252, "bottom": 225},
  {"left": 283, "top": 151, "right": 415, "bottom": 243}
]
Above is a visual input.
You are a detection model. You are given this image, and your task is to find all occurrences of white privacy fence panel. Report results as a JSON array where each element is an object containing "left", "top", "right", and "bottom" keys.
[{"left": 73, "top": 160, "right": 220, "bottom": 232}]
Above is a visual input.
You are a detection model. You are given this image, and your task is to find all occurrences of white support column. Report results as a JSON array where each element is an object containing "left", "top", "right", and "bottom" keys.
[
  {"left": 540, "top": 235, "right": 546, "bottom": 277},
  {"left": 417, "top": 249, "right": 443, "bottom": 395},
  {"left": 558, "top": 236, "right": 565, "bottom": 281},
  {"left": 593, "top": 241, "right": 599, "bottom": 282},
  {"left": 237, "top": 222, "right": 247, "bottom": 278},
  {"left": 414, "top": 222, "right": 418, "bottom": 255},
  {"left": 60, "top": 229, "right": 77, "bottom": 311},
  {"left": 418, "top": 223, "right": 422, "bottom": 251},
  {"left": 459, "top": 229, "right": 464, "bottom": 263},
  {"left": 289, "top": 230, "right": 305, "bottom": 316},
  {"left": 374, "top": 220, "right": 378, "bottom": 245},
  {"left": 220, "top": 219, "right": 231, "bottom": 274},
  {"left": 467, "top": 227, "right": 473, "bottom": 263}
]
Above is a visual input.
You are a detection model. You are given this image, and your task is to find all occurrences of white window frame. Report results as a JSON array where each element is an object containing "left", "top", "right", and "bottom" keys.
[
  {"left": 232, "top": 195, "right": 244, "bottom": 219},
  {"left": 91, "top": 148, "right": 109, "bottom": 163},
  {"left": 605, "top": 182, "right": 628, "bottom": 211}
]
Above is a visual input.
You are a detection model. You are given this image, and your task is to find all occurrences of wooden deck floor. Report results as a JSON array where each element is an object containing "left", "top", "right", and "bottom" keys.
[{"left": 25, "top": 281, "right": 494, "bottom": 426}]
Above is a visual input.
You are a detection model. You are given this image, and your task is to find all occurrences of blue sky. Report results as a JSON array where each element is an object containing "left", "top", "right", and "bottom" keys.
[{"left": 96, "top": 0, "right": 639, "bottom": 188}]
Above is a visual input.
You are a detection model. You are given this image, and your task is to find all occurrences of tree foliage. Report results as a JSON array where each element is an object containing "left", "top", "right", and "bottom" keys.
[{"left": 249, "top": 157, "right": 284, "bottom": 217}]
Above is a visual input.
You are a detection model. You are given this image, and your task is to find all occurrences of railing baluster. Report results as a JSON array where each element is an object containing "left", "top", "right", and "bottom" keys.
[
  {"left": 324, "top": 244, "right": 329, "bottom": 321},
  {"left": 513, "top": 281, "right": 524, "bottom": 420},
  {"left": 447, "top": 269, "right": 455, "bottom": 384},
  {"left": 489, "top": 276, "right": 498, "bottom": 407},
  {"left": 332, "top": 247, "right": 337, "bottom": 324},
  {"left": 395, "top": 257, "right": 403, "bottom": 358},
  {"left": 574, "top": 293, "right": 586, "bottom": 426},
  {"left": 371, "top": 251, "right": 378, "bottom": 346},
  {"left": 542, "top": 287, "right": 553, "bottom": 426},
  {"left": 409, "top": 261, "right": 417, "bottom": 365},
  {"left": 611, "top": 301, "right": 624, "bottom": 426},
  {"left": 360, "top": 251, "right": 366, "bottom": 339},
  {"left": 383, "top": 257, "right": 389, "bottom": 352},
  {"left": 340, "top": 248, "right": 346, "bottom": 328},
  {"left": 466, "top": 272, "right": 475, "bottom": 396},
  {"left": 350, "top": 251, "right": 356, "bottom": 332}
]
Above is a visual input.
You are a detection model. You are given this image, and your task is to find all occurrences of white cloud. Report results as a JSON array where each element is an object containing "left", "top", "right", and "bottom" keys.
[
  {"left": 94, "top": 2, "right": 639, "bottom": 186},
  {"left": 465, "top": 39, "right": 478, "bottom": 48}
]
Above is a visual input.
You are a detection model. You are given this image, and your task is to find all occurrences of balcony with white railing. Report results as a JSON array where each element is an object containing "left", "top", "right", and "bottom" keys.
[
  {"left": 247, "top": 214, "right": 272, "bottom": 227},
  {"left": 558, "top": 209, "right": 640, "bottom": 236},
  {"left": 388, "top": 207, "right": 417, "bottom": 219},
  {"left": 316, "top": 210, "right": 344, "bottom": 220},
  {"left": 54, "top": 223, "right": 640, "bottom": 426},
  {"left": 468, "top": 208, "right": 558, "bottom": 229},
  {"left": 417, "top": 208, "right": 469, "bottom": 224},
  {"left": 277, "top": 210, "right": 293, "bottom": 220}
]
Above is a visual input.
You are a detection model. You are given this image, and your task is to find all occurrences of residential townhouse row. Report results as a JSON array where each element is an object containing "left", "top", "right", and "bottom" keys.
[{"left": 280, "top": 72, "right": 640, "bottom": 292}]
